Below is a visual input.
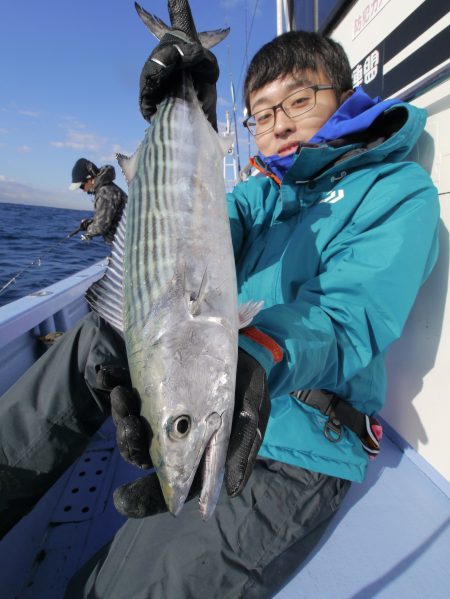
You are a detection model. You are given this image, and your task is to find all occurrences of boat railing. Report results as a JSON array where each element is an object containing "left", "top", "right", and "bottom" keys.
[{"left": 0, "top": 260, "right": 106, "bottom": 396}]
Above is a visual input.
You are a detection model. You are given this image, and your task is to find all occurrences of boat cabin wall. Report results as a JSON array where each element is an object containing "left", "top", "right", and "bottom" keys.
[{"left": 326, "top": 0, "right": 450, "bottom": 481}]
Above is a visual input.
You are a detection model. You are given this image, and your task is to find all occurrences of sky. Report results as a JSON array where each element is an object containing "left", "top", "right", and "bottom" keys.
[{"left": 0, "top": 0, "right": 279, "bottom": 210}]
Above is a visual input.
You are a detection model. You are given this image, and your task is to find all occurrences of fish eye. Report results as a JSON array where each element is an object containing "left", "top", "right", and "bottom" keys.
[{"left": 168, "top": 415, "right": 191, "bottom": 440}]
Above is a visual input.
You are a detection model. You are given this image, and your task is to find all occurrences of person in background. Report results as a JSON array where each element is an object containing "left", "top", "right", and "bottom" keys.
[
  {"left": 69, "top": 157, "right": 127, "bottom": 244},
  {"left": 0, "top": 24, "right": 440, "bottom": 599}
]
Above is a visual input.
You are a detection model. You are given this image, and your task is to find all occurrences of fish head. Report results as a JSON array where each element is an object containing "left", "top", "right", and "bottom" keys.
[{"left": 141, "top": 320, "right": 237, "bottom": 518}]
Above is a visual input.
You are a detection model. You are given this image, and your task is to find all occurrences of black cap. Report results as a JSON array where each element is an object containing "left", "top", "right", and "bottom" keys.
[{"left": 69, "top": 158, "right": 99, "bottom": 190}]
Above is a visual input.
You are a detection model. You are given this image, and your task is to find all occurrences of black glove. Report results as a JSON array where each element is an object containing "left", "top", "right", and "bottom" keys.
[
  {"left": 111, "top": 382, "right": 203, "bottom": 518},
  {"left": 139, "top": 31, "right": 219, "bottom": 130},
  {"left": 101, "top": 347, "right": 270, "bottom": 518},
  {"left": 110, "top": 385, "right": 153, "bottom": 470},
  {"left": 80, "top": 218, "right": 93, "bottom": 231},
  {"left": 224, "top": 348, "right": 271, "bottom": 497}
]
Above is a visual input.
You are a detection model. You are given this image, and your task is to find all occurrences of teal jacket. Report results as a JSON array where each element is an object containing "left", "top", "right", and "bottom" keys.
[{"left": 228, "top": 103, "right": 440, "bottom": 482}]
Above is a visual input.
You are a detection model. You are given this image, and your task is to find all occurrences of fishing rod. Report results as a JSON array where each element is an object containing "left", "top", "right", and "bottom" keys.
[{"left": 0, "top": 225, "right": 83, "bottom": 297}]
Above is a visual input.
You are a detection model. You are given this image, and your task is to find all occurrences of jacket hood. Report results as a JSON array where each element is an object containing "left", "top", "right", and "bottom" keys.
[
  {"left": 93, "top": 165, "right": 116, "bottom": 190},
  {"left": 310, "top": 86, "right": 400, "bottom": 143},
  {"left": 282, "top": 102, "right": 426, "bottom": 184}
]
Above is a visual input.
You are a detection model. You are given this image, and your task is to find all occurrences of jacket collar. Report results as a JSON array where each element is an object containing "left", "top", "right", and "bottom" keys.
[
  {"left": 252, "top": 101, "right": 420, "bottom": 188},
  {"left": 253, "top": 141, "right": 361, "bottom": 187}
]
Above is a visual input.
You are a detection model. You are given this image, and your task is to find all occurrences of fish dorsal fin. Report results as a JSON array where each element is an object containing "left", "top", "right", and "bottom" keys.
[
  {"left": 189, "top": 268, "right": 208, "bottom": 316},
  {"left": 198, "top": 28, "right": 230, "bottom": 49},
  {"left": 85, "top": 207, "right": 127, "bottom": 332},
  {"left": 238, "top": 300, "right": 264, "bottom": 329},
  {"left": 116, "top": 146, "right": 141, "bottom": 185}
]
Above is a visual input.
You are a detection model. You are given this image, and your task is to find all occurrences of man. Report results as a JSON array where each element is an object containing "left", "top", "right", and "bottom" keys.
[
  {"left": 0, "top": 27, "right": 439, "bottom": 599},
  {"left": 66, "top": 28, "right": 438, "bottom": 597},
  {"left": 69, "top": 157, "right": 127, "bottom": 244}
]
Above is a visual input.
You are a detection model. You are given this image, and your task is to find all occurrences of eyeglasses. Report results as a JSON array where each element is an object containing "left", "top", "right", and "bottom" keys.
[
  {"left": 243, "top": 84, "right": 335, "bottom": 136},
  {"left": 79, "top": 182, "right": 86, "bottom": 190}
]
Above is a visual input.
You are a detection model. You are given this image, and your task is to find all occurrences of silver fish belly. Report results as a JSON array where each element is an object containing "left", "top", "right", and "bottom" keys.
[{"left": 124, "top": 85, "right": 238, "bottom": 519}]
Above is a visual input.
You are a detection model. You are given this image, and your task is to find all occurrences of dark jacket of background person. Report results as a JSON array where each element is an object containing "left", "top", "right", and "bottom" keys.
[{"left": 86, "top": 165, "right": 127, "bottom": 244}]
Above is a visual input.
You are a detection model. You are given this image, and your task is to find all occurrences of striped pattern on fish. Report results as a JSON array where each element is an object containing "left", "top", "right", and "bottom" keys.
[
  {"left": 125, "top": 93, "right": 216, "bottom": 331},
  {"left": 124, "top": 79, "right": 239, "bottom": 518}
]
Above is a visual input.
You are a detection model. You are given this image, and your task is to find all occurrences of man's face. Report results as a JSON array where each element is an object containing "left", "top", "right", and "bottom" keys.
[
  {"left": 248, "top": 68, "right": 349, "bottom": 157},
  {"left": 81, "top": 178, "right": 95, "bottom": 193}
]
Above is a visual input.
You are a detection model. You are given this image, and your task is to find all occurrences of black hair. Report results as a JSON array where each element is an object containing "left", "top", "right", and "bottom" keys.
[{"left": 243, "top": 31, "right": 353, "bottom": 112}]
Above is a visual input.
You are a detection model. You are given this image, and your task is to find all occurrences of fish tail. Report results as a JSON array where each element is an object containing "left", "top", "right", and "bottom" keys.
[{"left": 135, "top": 2, "right": 229, "bottom": 48}]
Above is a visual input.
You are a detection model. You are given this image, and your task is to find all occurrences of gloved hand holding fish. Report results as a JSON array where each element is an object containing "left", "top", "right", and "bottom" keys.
[
  {"left": 96, "top": 347, "right": 270, "bottom": 518},
  {"left": 86, "top": 0, "right": 266, "bottom": 520},
  {"left": 138, "top": 4, "right": 220, "bottom": 131}
]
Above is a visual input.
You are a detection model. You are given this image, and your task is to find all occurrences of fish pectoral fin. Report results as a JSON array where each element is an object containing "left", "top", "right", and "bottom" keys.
[
  {"left": 198, "top": 28, "right": 230, "bottom": 49},
  {"left": 238, "top": 300, "right": 265, "bottom": 329},
  {"left": 116, "top": 148, "right": 141, "bottom": 185},
  {"left": 188, "top": 268, "right": 208, "bottom": 316}
]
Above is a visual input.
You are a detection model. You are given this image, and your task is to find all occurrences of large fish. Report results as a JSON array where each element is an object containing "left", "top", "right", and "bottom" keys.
[{"left": 87, "top": 0, "right": 261, "bottom": 519}]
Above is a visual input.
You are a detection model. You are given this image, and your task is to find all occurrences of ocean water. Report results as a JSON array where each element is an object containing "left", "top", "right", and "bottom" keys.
[{"left": 0, "top": 202, "right": 109, "bottom": 307}]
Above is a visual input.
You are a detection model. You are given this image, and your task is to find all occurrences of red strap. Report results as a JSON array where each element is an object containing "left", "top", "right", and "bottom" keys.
[
  {"left": 249, "top": 156, "right": 282, "bottom": 187},
  {"left": 241, "top": 326, "right": 283, "bottom": 364}
]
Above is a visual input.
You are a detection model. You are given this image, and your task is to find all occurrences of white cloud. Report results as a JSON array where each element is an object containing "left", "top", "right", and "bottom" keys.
[
  {"left": 17, "top": 145, "right": 32, "bottom": 153},
  {"left": 58, "top": 117, "right": 87, "bottom": 130},
  {"left": 50, "top": 118, "right": 107, "bottom": 152},
  {"left": 17, "top": 109, "right": 39, "bottom": 117},
  {"left": 51, "top": 129, "right": 107, "bottom": 151}
]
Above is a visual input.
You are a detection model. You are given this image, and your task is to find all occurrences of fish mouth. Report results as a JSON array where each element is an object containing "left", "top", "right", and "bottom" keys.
[
  {"left": 159, "top": 411, "right": 228, "bottom": 518},
  {"left": 198, "top": 420, "right": 228, "bottom": 520}
]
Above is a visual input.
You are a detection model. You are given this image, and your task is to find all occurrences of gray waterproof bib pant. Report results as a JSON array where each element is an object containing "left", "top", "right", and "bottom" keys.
[{"left": 0, "top": 313, "right": 350, "bottom": 599}]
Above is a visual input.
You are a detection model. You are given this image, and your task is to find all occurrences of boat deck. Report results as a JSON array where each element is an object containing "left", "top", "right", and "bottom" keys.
[{"left": 1, "top": 418, "right": 449, "bottom": 599}]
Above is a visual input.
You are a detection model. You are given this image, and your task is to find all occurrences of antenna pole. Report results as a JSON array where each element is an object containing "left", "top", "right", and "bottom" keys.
[
  {"left": 277, "top": 0, "right": 283, "bottom": 35},
  {"left": 283, "top": 0, "right": 291, "bottom": 32},
  {"left": 230, "top": 80, "right": 242, "bottom": 173}
]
